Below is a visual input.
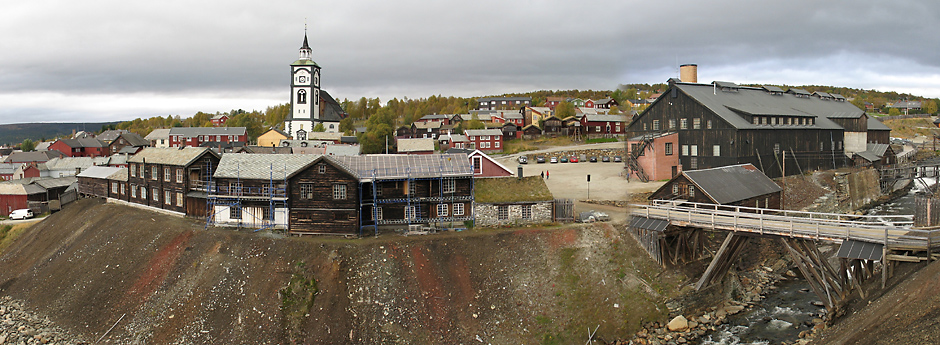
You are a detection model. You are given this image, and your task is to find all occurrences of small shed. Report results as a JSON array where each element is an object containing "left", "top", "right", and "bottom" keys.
[
  {"left": 649, "top": 163, "right": 782, "bottom": 209},
  {"left": 473, "top": 176, "right": 554, "bottom": 227}
]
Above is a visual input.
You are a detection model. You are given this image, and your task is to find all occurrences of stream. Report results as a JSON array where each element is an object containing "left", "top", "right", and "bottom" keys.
[{"left": 700, "top": 179, "right": 928, "bottom": 344}]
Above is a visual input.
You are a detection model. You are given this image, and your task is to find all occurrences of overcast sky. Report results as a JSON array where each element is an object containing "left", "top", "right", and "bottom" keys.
[{"left": 2, "top": 0, "right": 940, "bottom": 124}]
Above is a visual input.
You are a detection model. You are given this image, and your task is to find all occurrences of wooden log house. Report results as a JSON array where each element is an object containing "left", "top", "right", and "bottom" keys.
[{"left": 126, "top": 147, "right": 220, "bottom": 216}]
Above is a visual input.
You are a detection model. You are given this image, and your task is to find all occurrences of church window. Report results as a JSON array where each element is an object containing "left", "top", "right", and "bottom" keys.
[
  {"left": 298, "top": 89, "right": 307, "bottom": 104},
  {"left": 297, "top": 129, "right": 307, "bottom": 140}
]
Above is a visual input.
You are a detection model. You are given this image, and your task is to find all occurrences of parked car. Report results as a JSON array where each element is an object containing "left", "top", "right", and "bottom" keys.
[
  {"left": 580, "top": 154, "right": 588, "bottom": 162},
  {"left": 601, "top": 156, "right": 610, "bottom": 162},
  {"left": 591, "top": 210, "right": 610, "bottom": 221},
  {"left": 613, "top": 155, "right": 623, "bottom": 162},
  {"left": 589, "top": 156, "right": 598, "bottom": 162},
  {"left": 550, "top": 156, "right": 558, "bottom": 163},
  {"left": 560, "top": 156, "right": 569, "bottom": 163},
  {"left": 9, "top": 209, "right": 33, "bottom": 220},
  {"left": 518, "top": 156, "right": 528, "bottom": 164},
  {"left": 536, "top": 156, "right": 546, "bottom": 163},
  {"left": 577, "top": 210, "right": 610, "bottom": 223},
  {"left": 569, "top": 156, "right": 579, "bottom": 163}
]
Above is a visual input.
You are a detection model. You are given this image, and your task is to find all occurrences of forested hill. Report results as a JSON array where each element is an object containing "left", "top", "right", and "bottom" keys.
[{"left": 0, "top": 122, "right": 120, "bottom": 146}]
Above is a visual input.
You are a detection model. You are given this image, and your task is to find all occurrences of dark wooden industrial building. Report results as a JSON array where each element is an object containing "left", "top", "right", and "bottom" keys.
[
  {"left": 127, "top": 147, "right": 220, "bottom": 216},
  {"left": 649, "top": 163, "right": 782, "bottom": 209},
  {"left": 627, "top": 80, "right": 891, "bottom": 178}
]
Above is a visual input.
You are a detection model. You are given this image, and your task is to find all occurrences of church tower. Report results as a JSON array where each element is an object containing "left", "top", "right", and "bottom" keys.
[{"left": 285, "top": 33, "right": 321, "bottom": 140}]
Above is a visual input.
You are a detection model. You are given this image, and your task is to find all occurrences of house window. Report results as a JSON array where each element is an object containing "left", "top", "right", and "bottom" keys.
[
  {"left": 112, "top": 182, "right": 118, "bottom": 193},
  {"left": 437, "top": 204, "right": 449, "bottom": 217},
  {"left": 672, "top": 184, "right": 679, "bottom": 195},
  {"left": 681, "top": 145, "right": 689, "bottom": 156},
  {"left": 177, "top": 192, "right": 183, "bottom": 206},
  {"left": 374, "top": 184, "right": 382, "bottom": 197},
  {"left": 689, "top": 185, "right": 695, "bottom": 198},
  {"left": 300, "top": 183, "right": 314, "bottom": 199},
  {"left": 680, "top": 118, "right": 688, "bottom": 129},
  {"left": 693, "top": 118, "right": 701, "bottom": 129},
  {"left": 521, "top": 205, "right": 532, "bottom": 219},
  {"left": 333, "top": 184, "right": 347, "bottom": 199},
  {"left": 405, "top": 206, "right": 416, "bottom": 220},
  {"left": 140, "top": 187, "right": 146, "bottom": 200},
  {"left": 643, "top": 123, "right": 647, "bottom": 131},
  {"left": 495, "top": 141, "right": 500, "bottom": 148},
  {"left": 595, "top": 126, "right": 601, "bottom": 132},
  {"left": 374, "top": 206, "right": 383, "bottom": 220},
  {"left": 498, "top": 205, "right": 509, "bottom": 220},
  {"left": 153, "top": 188, "right": 159, "bottom": 202},
  {"left": 230, "top": 207, "right": 242, "bottom": 219},
  {"left": 261, "top": 206, "right": 271, "bottom": 220},
  {"left": 130, "top": 164, "right": 136, "bottom": 177},
  {"left": 443, "top": 179, "right": 456, "bottom": 193},
  {"left": 165, "top": 191, "right": 172, "bottom": 205},
  {"left": 652, "top": 120, "right": 660, "bottom": 130},
  {"left": 164, "top": 168, "right": 170, "bottom": 182},
  {"left": 473, "top": 157, "right": 482, "bottom": 174},
  {"left": 408, "top": 180, "right": 416, "bottom": 195},
  {"left": 318, "top": 164, "right": 326, "bottom": 174},
  {"left": 120, "top": 184, "right": 125, "bottom": 195},
  {"left": 668, "top": 119, "right": 676, "bottom": 129},
  {"left": 176, "top": 169, "right": 183, "bottom": 183},
  {"left": 707, "top": 120, "right": 713, "bottom": 129},
  {"left": 774, "top": 143, "right": 781, "bottom": 155},
  {"left": 690, "top": 145, "right": 698, "bottom": 156},
  {"left": 453, "top": 203, "right": 464, "bottom": 216},
  {"left": 665, "top": 143, "right": 673, "bottom": 155},
  {"left": 820, "top": 142, "right": 824, "bottom": 151},
  {"left": 230, "top": 182, "right": 243, "bottom": 196},
  {"left": 131, "top": 184, "right": 137, "bottom": 198},
  {"left": 753, "top": 117, "right": 759, "bottom": 125},
  {"left": 152, "top": 167, "right": 158, "bottom": 180},
  {"left": 713, "top": 145, "right": 720, "bottom": 157},
  {"left": 690, "top": 157, "right": 698, "bottom": 169}
]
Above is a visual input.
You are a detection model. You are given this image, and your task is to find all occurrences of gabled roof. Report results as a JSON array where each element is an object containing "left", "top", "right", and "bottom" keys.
[
  {"left": 0, "top": 183, "right": 28, "bottom": 195},
  {"left": 169, "top": 127, "right": 247, "bottom": 137},
  {"left": 97, "top": 130, "right": 128, "bottom": 142},
  {"left": 477, "top": 96, "right": 532, "bottom": 102},
  {"left": 59, "top": 137, "right": 108, "bottom": 148},
  {"left": 418, "top": 114, "right": 451, "bottom": 121},
  {"left": 31, "top": 176, "right": 77, "bottom": 190},
  {"left": 413, "top": 121, "right": 443, "bottom": 129},
  {"left": 325, "top": 144, "right": 360, "bottom": 156},
  {"left": 319, "top": 90, "right": 348, "bottom": 122},
  {"left": 4, "top": 151, "right": 64, "bottom": 163},
  {"left": 663, "top": 164, "right": 781, "bottom": 204},
  {"left": 582, "top": 114, "right": 627, "bottom": 123},
  {"left": 854, "top": 151, "right": 881, "bottom": 162},
  {"left": 867, "top": 143, "right": 890, "bottom": 157},
  {"left": 439, "top": 134, "right": 468, "bottom": 143},
  {"left": 397, "top": 138, "right": 436, "bottom": 153},
  {"left": 329, "top": 154, "right": 473, "bottom": 181},
  {"left": 43, "top": 157, "right": 95, "bottom": 171},
  {"left": 127, "top": 147, "right": 219, "bottom": 166},
  {"left": 665, "top": 82, "right": 864, "bottom": 130},
  {"left": 116, "top": 132, "right": 150, "bottom": 147},
  {"left": 464, "top": 129, "right": 503, "bottom": 137},
  {"left": 468, "top": 150, "right": 513, "bottom": 176},
  {"left": 261, "top": 127, "right": 291, "bottom": 138},
  {"left": 238, "top": 146, "right": 293, "bottom": 154},
  {"left": 77, "top": 166, "right": 125, "bottom": 179},
  {"left": 213, "top": 154, "right": 319, "bottom": 180},
  {"left": 868, "top": 116, "right": 891, "bottom": 131},
  {"left": 145, "top": 128, "right": 171, "bottom": 140}
]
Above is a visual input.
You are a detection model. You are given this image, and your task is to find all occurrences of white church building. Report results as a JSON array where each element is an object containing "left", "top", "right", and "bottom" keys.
[{"left": 283, "top": 34, "right": 347, "bottom": 138}]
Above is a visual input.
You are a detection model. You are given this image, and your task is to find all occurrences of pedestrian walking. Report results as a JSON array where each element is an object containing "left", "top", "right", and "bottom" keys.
[
  {"left": 541, "top": 171, "right": 544, "bottom": 179},
  {"left": 546, "top": 170, "right": 549, "bottom": 179}
]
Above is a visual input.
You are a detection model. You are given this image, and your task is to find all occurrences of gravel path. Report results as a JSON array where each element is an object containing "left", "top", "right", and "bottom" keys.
[{"left": 0, "top": 296, "right": 88, "bottom": 345}]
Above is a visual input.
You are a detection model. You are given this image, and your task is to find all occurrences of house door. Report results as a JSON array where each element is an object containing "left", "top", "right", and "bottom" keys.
[{"left": 671, "top": 166, "right": 678, "bottom": 178}]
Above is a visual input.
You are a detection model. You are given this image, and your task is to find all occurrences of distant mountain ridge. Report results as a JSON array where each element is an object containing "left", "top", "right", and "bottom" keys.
[{"left": 0, "top": 122, "right": 121, "bottom": 146}]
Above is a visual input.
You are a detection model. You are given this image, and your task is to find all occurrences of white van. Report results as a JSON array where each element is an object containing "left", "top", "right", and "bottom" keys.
[{"left": 9, "top": 209, "right": 33, "bottom": 220}]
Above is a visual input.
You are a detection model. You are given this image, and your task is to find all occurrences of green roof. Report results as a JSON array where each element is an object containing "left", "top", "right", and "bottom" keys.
[
  {"left": 292, "top": 59, "right": 320, "bottom": 66},
  {"left": 474, "top": 176, "right": 553, "bottom": 203}
]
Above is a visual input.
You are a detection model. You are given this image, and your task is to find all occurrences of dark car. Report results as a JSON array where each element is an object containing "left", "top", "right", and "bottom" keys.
[
  {"left": 601, "top": 156, "right": 610, "bottom": 162},
  {"left": 589, "top": 156, "right": 598, "bottom": 162},
  {"left": 613, "top": 155, "right": 622, "bottom": 162},
  {"left": 518, "top": 156, "right": 528, "bottom": 164},
  {"left": 560, "top": 156, "right": 569, "bottom": 163},
  {"left": 537, "top": 156, "right": 546, "bottom": 163}
]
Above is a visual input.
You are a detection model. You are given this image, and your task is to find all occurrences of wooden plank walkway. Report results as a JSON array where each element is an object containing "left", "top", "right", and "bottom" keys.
[{"left": 629, "top": 201, "right": 938, "bottom": 251}]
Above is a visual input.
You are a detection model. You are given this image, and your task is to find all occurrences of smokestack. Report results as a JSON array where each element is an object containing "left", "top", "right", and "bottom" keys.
[{"left": 680, "top": 64, "right": 698, "bottom": 83}]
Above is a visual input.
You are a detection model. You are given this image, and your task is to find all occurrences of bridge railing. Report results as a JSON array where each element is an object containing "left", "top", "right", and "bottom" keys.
[{"left": 632, "top": 202, "right": 937, "bottom": 250}]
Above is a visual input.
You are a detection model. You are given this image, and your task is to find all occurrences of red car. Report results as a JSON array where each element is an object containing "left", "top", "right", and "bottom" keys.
[{"left": 569, "top": 156, "right": 579, "bottom": 163}]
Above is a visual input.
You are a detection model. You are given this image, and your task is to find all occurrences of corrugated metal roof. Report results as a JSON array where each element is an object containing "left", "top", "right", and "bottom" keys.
[
  {"left": 868, "top": 116, "right": 891, "bottom": 131},
  {"left": 836, "top": 240, "right": 883, "bottom": 260},
  {"left": 24, "top": 184, "right": 45, "bottom": 195},
  {"left": 325, "top": 145, "right": 360, "bottom": 156},
  {"left": 213, "top": 154, "right": 319, "bottom": 180},
  {"left": 675, "top": 83, "right": 862, "bottom": 130},
  {"left": 329, "top": 154, "right": 472, "bottom": 181},
  {"left": 788, "top": 88, "right": 811, "bottom": 96},
  {"left": 33, "top": 176, "right": 77, "bottom": 189},
  {"left": 762, "top": 85, "right": 785, "bottom": 93},
  {"left": 77, "top": 166, "right": 125, "bottom": 179},
  {"left": 464, "top": 129, "right": 503, "bottom": 137},
  {"left": 629, "top": 216, "right": 670, "bottom": 232},
  {"left": 683, "top": 164, "right": 782, "bottom": 204},
  {"left": 127, "top": 147, "right": 217, "bottom": 166},
  {"left": 397, "top": 139, "right": 436, "bottom": 153},
  {"left": 867, "top": 143, "right": 890, "bottom": 157},
  {"left": 854, "top": 151, "right": 880, "bottom": 162}
]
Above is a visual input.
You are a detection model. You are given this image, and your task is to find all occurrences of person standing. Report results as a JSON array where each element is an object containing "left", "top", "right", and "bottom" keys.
[
  {"left": 546, "top": 170, "right": 549, "bottom": 179},
  {"left": 541, "top": 171, "right": 544, "bottom": 179}
]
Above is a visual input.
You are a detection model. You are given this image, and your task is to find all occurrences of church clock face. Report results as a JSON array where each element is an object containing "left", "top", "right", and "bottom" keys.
[
  {"left": 294, "top": 69, "right": 311, "bottom": 85},
  {"left": 298, "top": 75, "right": 307, "bottom": 83}
]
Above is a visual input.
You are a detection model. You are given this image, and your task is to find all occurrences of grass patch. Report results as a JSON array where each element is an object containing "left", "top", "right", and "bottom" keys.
[
  {"left": 0, "top": 223, "right": 35, "bottom": 255},
  {"left": 585, "top": 137, "right": 619, "bottom": 144},
  {"left": 882, "top": 118, "right": 936, "bottom": 138},
  {"left": 503, "top": 139, "right": 538, "bottom": 154},
  {"left": 474, "top": 176, "right": 552, "bottom": 203}
]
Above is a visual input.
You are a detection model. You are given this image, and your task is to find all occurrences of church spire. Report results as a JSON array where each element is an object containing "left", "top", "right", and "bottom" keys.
[{"left": 299, "top": 26, "right": 312, "bottom": 61}]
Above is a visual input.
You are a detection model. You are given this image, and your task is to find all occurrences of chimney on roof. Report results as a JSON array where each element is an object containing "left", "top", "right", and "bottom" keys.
[{"left": 680, "top": 64, "right": 698, "bottom": 83}]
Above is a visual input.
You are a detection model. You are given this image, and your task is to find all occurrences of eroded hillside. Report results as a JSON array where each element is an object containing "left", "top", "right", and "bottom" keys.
[{"left": 0, "top": 199, "right": 685, "bottom": 344}]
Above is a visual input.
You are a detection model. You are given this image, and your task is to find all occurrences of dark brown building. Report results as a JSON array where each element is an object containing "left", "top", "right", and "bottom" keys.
[
  {"left": 126, "top": 147, "right": 220, "bottom": 216},
  {"left": 649, "top": 164, "right": 782, "bottom": 209}
]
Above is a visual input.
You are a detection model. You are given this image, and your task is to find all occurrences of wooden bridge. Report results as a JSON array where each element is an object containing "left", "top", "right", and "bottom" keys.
[
  {"left": 879, "top": 162, "right": 940, "bottom": 193},
  {"left": 628, "top": 200, "right": 939, "bottom": 309}
]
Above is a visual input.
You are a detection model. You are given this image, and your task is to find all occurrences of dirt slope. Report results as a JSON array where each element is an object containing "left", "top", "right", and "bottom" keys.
[{"left": 0, "top": 199, "right": 686, "bottom": 344}]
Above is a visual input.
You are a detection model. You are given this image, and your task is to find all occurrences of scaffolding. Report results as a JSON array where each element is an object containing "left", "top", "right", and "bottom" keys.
[
  {"left": 205, "top": 161, "right": 290, "bottom": 232},
  {"left": 357, "top": 154, "right": 475, "bottom": 237}
]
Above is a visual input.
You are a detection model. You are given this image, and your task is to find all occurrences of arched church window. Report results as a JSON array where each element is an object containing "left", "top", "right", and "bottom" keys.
[
  {"left": 298, "top": 89, "right": 307, "bottom": 104},
  {"left": 297, "top": 129, "right": 307, "bottom": 141},
  {"left": 329, "top": 124, "right": 335, "bottom": 129}
]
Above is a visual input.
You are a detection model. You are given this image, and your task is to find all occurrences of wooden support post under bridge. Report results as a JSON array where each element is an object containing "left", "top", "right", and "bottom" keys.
[
  {"left": 779, "top": 237, "right": 848, "bottom": 310},
  {"left": 695, "top": 232, "right": 749, "bottom": 291}
]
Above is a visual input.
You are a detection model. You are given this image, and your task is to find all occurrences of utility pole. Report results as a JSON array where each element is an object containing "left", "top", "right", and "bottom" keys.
[{"left": 783, "top": 150, "right": 786, "bottom": 209}]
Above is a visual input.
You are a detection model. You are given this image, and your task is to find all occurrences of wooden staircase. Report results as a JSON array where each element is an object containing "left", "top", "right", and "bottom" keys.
[{"left": 627, "top": 137, "right": 653, "bottom": 182}]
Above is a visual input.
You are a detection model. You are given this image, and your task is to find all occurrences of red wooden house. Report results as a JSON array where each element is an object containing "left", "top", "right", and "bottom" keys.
[
  {"left": 49, "top": 138, "right": 109, "bottom": 158},
  {"left": 168, "top": 127, "right": 248, "bottom": 148},
  {"left": 464, "top": 129, "right": 503, "bottom": 153},
  {"left": 581, "top": 114, "right": 627, "bottom": 137},
  {"left": 467, "top": 150, "right": 513, "bottom": 177}
]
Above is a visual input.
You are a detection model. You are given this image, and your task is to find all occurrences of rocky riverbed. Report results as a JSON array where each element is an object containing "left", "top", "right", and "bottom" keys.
[{"left": 0, "top": 296, "right": 88, "bottom": 345}]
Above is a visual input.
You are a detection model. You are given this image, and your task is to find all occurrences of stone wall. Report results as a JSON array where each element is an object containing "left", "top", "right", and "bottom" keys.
[{"left": 474, "top": 201, "right": 553, "bottom": 227}]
